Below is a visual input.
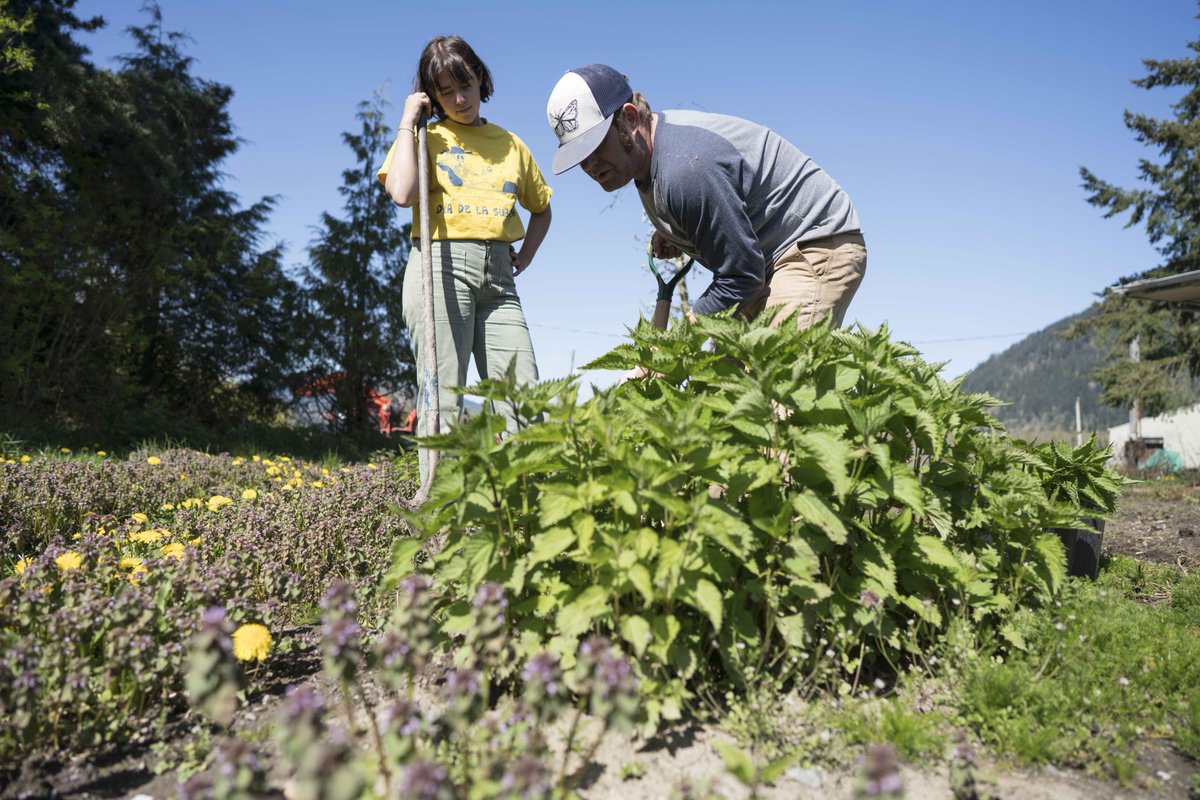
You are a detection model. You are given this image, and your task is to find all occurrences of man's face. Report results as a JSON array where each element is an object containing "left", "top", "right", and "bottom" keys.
[{"left": 579, "top": 117, "right": 639, "bottom": 192}]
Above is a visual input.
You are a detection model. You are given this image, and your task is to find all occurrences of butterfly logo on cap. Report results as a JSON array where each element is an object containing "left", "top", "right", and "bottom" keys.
[{"left": 551, "top": 100, "right": 578, "bottom": 137}]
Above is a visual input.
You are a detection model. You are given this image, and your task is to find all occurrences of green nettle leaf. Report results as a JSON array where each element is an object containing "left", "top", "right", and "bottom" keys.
[
  {"left": 380, "top": 538, "right": 422, "bottom": 589},
  {"left": 790, "top": 429, "right": 853, "bottom": 499},
  {"left": 649, "top": 614, "right": 683, "bottom": 661},
  {"left": 688, "top": 578, "right": 724, "bottom": 631},
  {"left": 1031, "top": 532, "right": 1068, "bottom": 595},
  {"left": 461, "top": 532, "right": 501, "bottom": 588},
  {"left": 557, "top": 585, "right": 610, "bottom": 639},
  {"left": 916, "top": 535, "right": 966, "bottom": 580},
  {"left": 791, "top": 490, "right": 848, "bottom": 544},
  {"left": 528, "top": 527, "right": 576, "bottom": 566},
  {"left": 619, "top": 615, "right": 652, "bottom": 657},
  {"left": 714, "top": 741, "right": 756, "bottom": 786},
  {"left": 626, "top": 564, "right": 655, "bottom": 605},
  {"left": 776, "top": 613, "right": 809, "bottom": 647},
  {"left": 538, "top": 486, "right": 586, "bottom": 527}
]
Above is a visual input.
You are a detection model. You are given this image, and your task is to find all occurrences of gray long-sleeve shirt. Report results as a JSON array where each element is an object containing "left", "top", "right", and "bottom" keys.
[{"left": 636, "top": 110, "right": 861, "bottom": 316}]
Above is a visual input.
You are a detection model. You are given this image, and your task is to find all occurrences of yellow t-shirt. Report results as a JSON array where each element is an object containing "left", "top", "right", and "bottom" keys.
[{"left": 376, "top": 119, "right": 552, "bottom": 242}]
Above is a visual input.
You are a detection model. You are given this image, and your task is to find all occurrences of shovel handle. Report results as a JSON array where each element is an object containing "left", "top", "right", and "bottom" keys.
[{"left": 652, "top": 298, "right": 672, "bottom": 330}]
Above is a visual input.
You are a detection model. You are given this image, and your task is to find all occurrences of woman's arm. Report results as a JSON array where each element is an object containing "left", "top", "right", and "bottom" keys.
[
  {"left": 510, "top": 205, "right": 551, "bottom": 275},
  {"left": 383, "top": 92, "right": 430, "bottom": 207}
]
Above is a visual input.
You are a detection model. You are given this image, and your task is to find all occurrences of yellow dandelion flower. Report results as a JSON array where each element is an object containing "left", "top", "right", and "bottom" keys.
[
  {"left": 368, "top": 463, "right": 378, "bottom": 470},
  {"left": 206, "top": 495, "right": 233, "bottom": 512},
  {"left": 232, "top": 623, "right": 272, "bottom": 662},
  {"left": 310, "top": 481, "right": 324, "bottom": 488},
  {"left": 241, "top": 489, "right": 258, "bottom": 501},
  {"left": 97, "top": 450, "right": 107, "bottom": 457},
  {"left": 55, "top": 551, "right": 83, "bottom": 571},
  {"left": 252, "top": 455, "right": 261, "bottom": 462},
  {"left": 60, "top": 447, "right": 71, "bottom": 454},
  {"left": 131, "top": 512, "right": 149, "bottom": 524},
  {"left": 340, "top": 467, "right": 350, "bottom": 473},
  {"left": 14, "top": 557, "right": 31, "bottom": 575},
  {"left": 321, "top": 468, "right": 330, "bottom": 476},
  {"left": 129, "top": 529, "right": 165, "bottom": 544},
  {"left": 72, "top": 531, "right": 82, "bottom": 540},
  {"left": 189, "top": 536, "right": 202, "bottom": 546},
  {"left": 265, "top": 465, "right": 280, "bottom": 476},
  {"left": 280, "top": 456, "right": 292, "bottom": 463},
  {"left": 161, "top": 502, "right": 175, "bottom": 511},
  {"left": 20, "top": 455, "right": 32, "bottom": 464},
  {"left": 147, "top": 456, "right": 161, "bottom": 465},
  {"left": 119, "top": 556, "right": 142, "bottom": 570},
  {"left": 279, "top": 483, "right": 293, "bottom": 492},
  {"left": 160, "top": 542, "right": 185, "bottom": 560}
]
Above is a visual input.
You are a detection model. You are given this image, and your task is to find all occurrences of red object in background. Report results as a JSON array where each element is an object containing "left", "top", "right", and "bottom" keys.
[{"left": 295, "top": 372, "right": 411, "bottom": 435}]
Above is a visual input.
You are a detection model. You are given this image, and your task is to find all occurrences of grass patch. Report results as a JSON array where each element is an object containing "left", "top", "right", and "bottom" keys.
[{"left": 958, "top": 558, "right": 1200, "bottom": 777}]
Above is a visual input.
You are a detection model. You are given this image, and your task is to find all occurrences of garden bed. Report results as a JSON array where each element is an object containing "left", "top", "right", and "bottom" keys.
[{"left": 3, "top": 472, "right": 1198, "bottom": 800}]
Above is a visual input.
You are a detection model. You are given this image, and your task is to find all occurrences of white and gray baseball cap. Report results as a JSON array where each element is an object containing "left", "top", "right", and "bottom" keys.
[{"left": 547, "top": 64, "right": 633, "bottom": 174}]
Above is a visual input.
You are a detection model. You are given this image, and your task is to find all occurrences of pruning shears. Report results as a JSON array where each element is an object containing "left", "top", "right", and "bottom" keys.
[{"left": 647, "top": 250, "right": 695, "bottom": 330}]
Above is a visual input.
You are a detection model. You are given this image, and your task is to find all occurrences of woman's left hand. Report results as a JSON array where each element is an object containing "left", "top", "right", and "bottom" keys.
[{"left": 510, "top": 245, "right": 528, "bottom": 276}]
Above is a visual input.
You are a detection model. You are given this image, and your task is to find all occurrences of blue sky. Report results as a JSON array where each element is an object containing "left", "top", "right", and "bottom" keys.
[{"left": 77, "top": 0, "right": 1197, "bottom": 389}]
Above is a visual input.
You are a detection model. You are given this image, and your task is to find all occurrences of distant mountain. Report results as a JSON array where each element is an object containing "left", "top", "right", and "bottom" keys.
[{"left": 960, "top": 307, "right": 1129, "bottom": 435}]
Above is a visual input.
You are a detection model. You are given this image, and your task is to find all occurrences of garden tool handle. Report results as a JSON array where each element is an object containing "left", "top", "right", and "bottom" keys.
[{"left": 412, "top": 111, "right": 439, "bottom": 504}]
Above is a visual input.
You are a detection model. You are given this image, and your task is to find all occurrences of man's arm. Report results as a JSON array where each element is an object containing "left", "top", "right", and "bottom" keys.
[{"left": 664, "top": 159, "right": 767, "bottom": 315}]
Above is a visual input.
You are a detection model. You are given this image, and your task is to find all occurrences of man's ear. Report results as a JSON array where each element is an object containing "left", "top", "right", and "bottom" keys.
[{"left": 621, "top": 102, "right": 640, "bottom": 127}]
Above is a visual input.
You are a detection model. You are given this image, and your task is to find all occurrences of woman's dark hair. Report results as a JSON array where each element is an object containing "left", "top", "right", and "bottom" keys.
[{"left": 415, "top": 36, "right": 494, "bottom": 119}]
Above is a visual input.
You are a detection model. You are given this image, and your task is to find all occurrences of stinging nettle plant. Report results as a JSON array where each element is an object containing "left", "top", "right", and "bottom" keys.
[{"left": 393, "top": 311, "right": 1118, "bottom": 730}]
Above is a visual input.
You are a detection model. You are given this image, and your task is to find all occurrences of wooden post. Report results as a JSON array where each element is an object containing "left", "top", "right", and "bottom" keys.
[{"left": 1075, "top": 396, "right": 1083, "bottom": 446}]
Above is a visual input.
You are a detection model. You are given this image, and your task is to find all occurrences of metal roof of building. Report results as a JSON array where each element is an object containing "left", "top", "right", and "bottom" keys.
[{"left": 1112, "top": 269, "right": 1200, "bottom": 308}]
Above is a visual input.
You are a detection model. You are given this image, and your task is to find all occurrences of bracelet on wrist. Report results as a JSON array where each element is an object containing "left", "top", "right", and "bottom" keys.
[{"left": 398, "top": 126, "right": 415, "bottom": 135}]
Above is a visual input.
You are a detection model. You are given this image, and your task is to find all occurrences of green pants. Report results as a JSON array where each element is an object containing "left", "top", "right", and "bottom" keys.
[{"left": 403, "top": 239, "right": 539, "bottom": 482}]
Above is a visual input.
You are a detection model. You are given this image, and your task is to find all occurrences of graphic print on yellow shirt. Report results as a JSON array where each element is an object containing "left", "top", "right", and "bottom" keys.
[{"left": 376, "top": 120, "right": 552, "bottom": 242}]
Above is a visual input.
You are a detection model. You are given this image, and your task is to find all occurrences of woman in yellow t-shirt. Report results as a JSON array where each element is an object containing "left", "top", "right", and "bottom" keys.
[{"left": 378, "top": 36, "right": 552, "bottom": 481}]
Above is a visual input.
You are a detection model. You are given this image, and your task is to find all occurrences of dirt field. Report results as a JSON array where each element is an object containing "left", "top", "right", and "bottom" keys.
[{"left": 5, "top": 488, "right": 1199, "bottom": 800}]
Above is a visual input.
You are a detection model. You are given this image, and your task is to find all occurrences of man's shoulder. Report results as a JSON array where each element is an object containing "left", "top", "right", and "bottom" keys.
[{"left": 660, "top": 109, "right": 766, "bottom": 137}]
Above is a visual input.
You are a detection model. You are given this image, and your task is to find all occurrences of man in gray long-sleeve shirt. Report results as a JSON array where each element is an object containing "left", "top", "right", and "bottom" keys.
[{"left": 547, "top": 64, "right": 865, "bottom": 326}]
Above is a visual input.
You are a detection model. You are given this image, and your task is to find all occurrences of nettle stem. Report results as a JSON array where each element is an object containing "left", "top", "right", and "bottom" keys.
[
  {"left": 565, "top": 719, "right": 610, "bottom": 795},
  {"left": 557, "top": 701, "right": 585, "bottom": 789},
  {"left": 356, "top": 682, "right": 392, "bottom": 796}
]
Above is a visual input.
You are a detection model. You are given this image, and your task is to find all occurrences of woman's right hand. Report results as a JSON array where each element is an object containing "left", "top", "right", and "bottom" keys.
[{"left": 402, "top": 92, "right": 431, "bottom": 129}]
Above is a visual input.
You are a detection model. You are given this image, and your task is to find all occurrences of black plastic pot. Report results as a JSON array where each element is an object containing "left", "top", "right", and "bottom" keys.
[{"left": 1051, "top": 517, "right": 1105, "bottom": 580}]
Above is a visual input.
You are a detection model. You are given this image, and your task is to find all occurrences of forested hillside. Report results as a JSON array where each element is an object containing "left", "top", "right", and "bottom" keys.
[{"left": 962, "top": 308, "right": 1130, "bottom": 434}]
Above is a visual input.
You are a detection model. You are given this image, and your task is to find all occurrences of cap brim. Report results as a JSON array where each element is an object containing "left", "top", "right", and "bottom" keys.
[{"left": 552, "top": 115, "right": 614, "bottom": 174}]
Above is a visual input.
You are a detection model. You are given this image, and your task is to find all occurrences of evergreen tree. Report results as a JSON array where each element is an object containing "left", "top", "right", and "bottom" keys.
[
  {"left": 1071, "top": 7, "right": 1200, "bottom": 414},
  {"left": 0, "top": 3, "right": 301, "bottom": 434},
  {"left": 301, "top": 90, "right": 414, "bottom": 432}
]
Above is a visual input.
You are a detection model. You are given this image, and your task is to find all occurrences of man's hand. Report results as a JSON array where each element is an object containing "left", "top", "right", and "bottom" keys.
[
  {"left": 621, "top": 364, "right": 666, "bottom": 383},
  {"left": 651, "top": 231, "right": 682, "bottom": 260}
]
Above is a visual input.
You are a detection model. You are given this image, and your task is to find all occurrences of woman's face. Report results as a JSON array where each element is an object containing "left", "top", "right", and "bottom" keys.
[{"left": 433, "top": 70, "right": 482, "bottom": 126}]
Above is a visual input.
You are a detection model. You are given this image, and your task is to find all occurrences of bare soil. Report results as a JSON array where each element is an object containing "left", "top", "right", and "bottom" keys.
[{"left": 5, "top": 491, "right": 1199, "bottom": 800}]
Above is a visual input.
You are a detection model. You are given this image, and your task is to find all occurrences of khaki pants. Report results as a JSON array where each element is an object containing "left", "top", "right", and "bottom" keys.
[{"left": 742, "top": 232, "right": 867, "bottom": 328}]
